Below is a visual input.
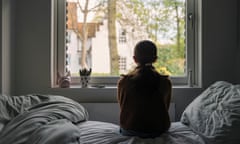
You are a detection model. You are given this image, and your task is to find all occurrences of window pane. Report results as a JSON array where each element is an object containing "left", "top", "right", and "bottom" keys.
[{"left": 65, "top": 0, "right": 186, "bottom": 77}]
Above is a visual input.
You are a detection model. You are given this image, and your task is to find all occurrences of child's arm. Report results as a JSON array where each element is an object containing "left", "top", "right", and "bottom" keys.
[{"left": 165, "top": 78, "right": 172, "bottom": 110}]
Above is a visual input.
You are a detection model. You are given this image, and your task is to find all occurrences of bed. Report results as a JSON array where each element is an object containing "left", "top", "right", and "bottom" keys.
[{"left": 0, "top": 81, "right": 240, "bottom": 144}]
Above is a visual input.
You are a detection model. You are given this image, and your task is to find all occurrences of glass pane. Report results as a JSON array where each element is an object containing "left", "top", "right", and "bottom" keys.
[{"left": 65, "top": 0, "right": 186, "bottom": 77}]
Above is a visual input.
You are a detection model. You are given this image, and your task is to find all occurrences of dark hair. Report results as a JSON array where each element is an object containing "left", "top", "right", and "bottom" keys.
[{"left": 134, "top": 40, "right": 157, "bottom": 65}]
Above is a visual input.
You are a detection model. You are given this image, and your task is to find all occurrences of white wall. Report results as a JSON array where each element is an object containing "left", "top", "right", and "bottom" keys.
[{"left": 1, "top": 0, "right": 240, "bottom": 122}]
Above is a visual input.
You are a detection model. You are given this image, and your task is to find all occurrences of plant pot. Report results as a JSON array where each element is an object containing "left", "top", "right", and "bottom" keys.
[{"left": 80, "top": 76, "right": 90, "bottom": 88}]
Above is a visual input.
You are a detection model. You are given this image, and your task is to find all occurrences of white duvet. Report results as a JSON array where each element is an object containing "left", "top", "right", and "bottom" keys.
[
  {"left": 1, "top": 81, "right": 240, "bottom": 144},
  {"left": 77, "top": 121, "right": 205, "bottom": 144},
  {"left": 181, "top": 81, "right": 240, "bottom": 144},
  {"left": 0, "top": 94, "right": 205, "bottom": 144},
  {"left": 0, "top": 95, "right": 88, "bottom": 144}
]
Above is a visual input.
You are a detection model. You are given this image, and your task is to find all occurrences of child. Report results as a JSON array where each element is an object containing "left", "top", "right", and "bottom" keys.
[{"left": 117, "top": 40, "right": 172, "bottom": 138}]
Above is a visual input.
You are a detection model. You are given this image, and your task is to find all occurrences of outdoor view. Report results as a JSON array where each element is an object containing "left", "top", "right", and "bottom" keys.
[{"left": 65, "top": 0, "right": 186, "bottom": 77}]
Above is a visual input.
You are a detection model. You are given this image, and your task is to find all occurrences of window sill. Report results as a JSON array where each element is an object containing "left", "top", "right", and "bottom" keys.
[
  {"left": 51, "top": 84, "right": 202, "bottom": 102},
  {"left": 70, "top": 84, "right": 116, "bottom": 89},
  {"left": 53, "top": 83, "right": 202, "bottom": 89}
]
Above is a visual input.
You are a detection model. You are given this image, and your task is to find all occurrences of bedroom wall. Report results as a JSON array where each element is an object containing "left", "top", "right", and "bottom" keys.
[
  {"left": 0, "top": 0, "right": 15, "bottom": 95},
  {"left": 1, "top": 0, "right": 239, "bottom": 122},
  {"left": 237, "top": 0, "right": 240, "bottom": 83},
  {"left": 202, "top": 0, "right": 239, "bottom": 86},
  {"left": 0, "top": 0, "right": 2, "bottom": 93}
]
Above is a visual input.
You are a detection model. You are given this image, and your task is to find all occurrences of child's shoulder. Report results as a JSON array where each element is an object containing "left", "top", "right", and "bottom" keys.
[
  {"left": 119, "top": 73, "right": 138, "bottom": 82},
  {"left": 118, "top": 74, "right": 129, "bottom": 82},
  {"left": 159, "top": 74, "right": 170, "bottom": 79},
  {"left": 120, "top": 74, "right": 128, "bottom": 78},
  {"left": 158, "top": 74, "right": 172, "bottom": 86},
  {"left": 118, "top": 74, "right": 134, "bottom": 87}
]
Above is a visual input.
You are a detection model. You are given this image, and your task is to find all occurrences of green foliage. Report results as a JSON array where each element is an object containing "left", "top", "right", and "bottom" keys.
[
  {"left": 79, "top": 68, "right": 92, "bottom": 76},
  {"left": 116, "top": 0, "right": 186, "bottom": 76},
  {"left": 154, "top": 42, "right": 185, "bottom": 76},
  {"left": 75, "top": 0, "right": 186, "bottom": 77}
]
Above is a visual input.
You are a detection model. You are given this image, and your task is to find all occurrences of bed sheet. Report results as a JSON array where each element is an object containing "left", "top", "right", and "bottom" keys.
[
  {"left": 76, "top": 120, "right": 205, "bottom": 144},
  {"left": 0, "top": 94, "right": 205, "bottom": 144}
]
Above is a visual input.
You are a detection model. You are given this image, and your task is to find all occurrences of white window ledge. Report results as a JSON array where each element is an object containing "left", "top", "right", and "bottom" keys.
[{"left": 50, "top": 85, "right": 203, "bottom": 103}]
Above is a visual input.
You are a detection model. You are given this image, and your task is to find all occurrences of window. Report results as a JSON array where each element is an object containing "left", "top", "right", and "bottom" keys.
[
  {"left": 119, "top": 29, "right": 127, "bottom": 43},
  {"left": 119, "top": 56, "right": 127, "bottom": 73},
  {"left": 53, "top": 0, "right": 202, "bottom": 87}
]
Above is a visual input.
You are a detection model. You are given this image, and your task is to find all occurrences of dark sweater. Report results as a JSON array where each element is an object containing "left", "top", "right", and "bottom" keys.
[{"left": 117, "top": 65, "right": 172, "bottom": 133}]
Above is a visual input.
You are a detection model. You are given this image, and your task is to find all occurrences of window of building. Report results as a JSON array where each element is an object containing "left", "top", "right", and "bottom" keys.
[
  {"left": 52, "top": 0, "right": 202, "bottom": 87},
  {"left": 119, "top": 29, "right": 127, "bottom": 43},
  {"left": 119, "top": 56, "right": 127, "bottom": 73}
]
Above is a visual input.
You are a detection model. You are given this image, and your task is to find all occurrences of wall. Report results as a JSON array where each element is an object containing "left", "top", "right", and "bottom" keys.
[
  {"left": 237, "top": 0, "right": 240, "bottom": 82},
  {"left": 0, "top": 0, "right": 2, "bottom": 93},
  {"left": 1, "top": 0, "right": 239, "bottom": 123},
  {"left": 0, "top": 0, "right": 14, "bottom": 95},
  {"left": 202, "top": 0, "right": 238, "bottom": 86}
]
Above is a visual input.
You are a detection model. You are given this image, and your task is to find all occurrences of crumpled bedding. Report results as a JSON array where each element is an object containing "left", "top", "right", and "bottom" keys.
[
  {"left": 0, "top": 94, "right": 206, "bottom": 144},
  {"left": 3, "top": 84, "right": 239, "bottom": 144},
  {"left": 181, "top": 81, "right": 240, "bottom": 144},
  {"left": 0, "top": 94, "right": 52, "bottom": 131},
  {"left": 77, "top": 121, "right": 205, "bottom": 144},
  {"left": 0, "top": 94, "right": 88, "bottom": 144}
]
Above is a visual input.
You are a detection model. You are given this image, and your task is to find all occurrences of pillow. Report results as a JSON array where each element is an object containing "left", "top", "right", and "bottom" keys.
[{"left": 180, "top": 81, "right": 240, "bottom": 144}]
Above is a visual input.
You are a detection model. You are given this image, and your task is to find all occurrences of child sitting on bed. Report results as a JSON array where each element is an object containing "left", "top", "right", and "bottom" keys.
[{"left": 117, "top": 40, "right": 172, "bottom": 138}]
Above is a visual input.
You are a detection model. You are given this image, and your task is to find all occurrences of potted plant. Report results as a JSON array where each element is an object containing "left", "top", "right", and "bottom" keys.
[{"left": 79, "top": 68, "right": 92, "bottom": 88}]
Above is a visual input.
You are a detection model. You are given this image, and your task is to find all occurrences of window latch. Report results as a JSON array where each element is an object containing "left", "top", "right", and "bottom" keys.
[
  {"left": 188, "top": 13, "right": 194, "bottom": 29},
  {"left": 188, "top": 69, "right": 193, "bottom": 87}
]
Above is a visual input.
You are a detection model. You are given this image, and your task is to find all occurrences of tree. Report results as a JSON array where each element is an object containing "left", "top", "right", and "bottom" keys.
[
  {"left": 120, "top": 0, "right": 185, "bottom": 75},
  {"left": 116, "top": 0, "right": 149, "bottom": 41},
  {"left": 78, "top": 0, "right": 89, "bottom": 69},
  {"left": 67, "top": 0, "right": 119, "bottom": 74},
  {"left": 108, "top": 0, "right": 119, "bottom": 75},
  {"left": 67, "top": 0, "right": 104, "bottom": 69},
  {"left": 162, "top": 0, "right": 185, "bottom": 56},
  {"left": 67, "top": 0, "right": 185, "bottom": 76}
]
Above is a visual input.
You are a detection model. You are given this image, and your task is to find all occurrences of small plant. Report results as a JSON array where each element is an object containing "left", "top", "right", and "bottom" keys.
[
  {"left": 79, "top": 68, "right": 92, "bottom": 88},
  {"left": 79, "top": 68, "right": 92, "bottom": 76}
]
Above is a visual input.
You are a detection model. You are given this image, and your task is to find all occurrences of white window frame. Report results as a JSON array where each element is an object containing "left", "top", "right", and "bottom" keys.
[{"left": 51, "top": 0, "right": 202, "bottom": 88}]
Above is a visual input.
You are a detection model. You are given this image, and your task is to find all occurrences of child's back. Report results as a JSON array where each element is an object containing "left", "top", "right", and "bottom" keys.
[{"left": 117, "top": 40, "right": 172, "bottom": 138}]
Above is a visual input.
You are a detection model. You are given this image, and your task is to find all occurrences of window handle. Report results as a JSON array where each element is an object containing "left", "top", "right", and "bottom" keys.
[
  {"left": 188, "top": 69, "right": 193, "bottom": 87},
  {"left": 188, "top": 13, "right": 194, "bottom": 29}
]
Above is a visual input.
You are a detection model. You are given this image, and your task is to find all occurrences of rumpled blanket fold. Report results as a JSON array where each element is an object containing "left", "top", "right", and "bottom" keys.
[{"left": 0, "top": 94, "right": 88, "bottom": 144}]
